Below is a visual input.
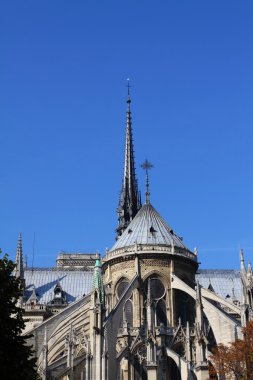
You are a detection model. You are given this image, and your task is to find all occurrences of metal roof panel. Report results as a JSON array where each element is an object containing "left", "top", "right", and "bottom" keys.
[
  {"left": 24, "top": 268, "right": 93, "bottom": 304},
  {"left": 111, "top": 203, "right": 188, "bottom": 251}
]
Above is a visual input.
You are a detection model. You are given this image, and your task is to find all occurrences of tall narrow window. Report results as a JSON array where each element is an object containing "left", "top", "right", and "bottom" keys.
[
  {"left": 156, "top": 299, "right": 167, "bottom": 326},
  {"left": 124, "top": 299, "right": 133, "bottom": 326},
  {"left": 143, "top": 276, "right": 167, "bottom": 327},
  {"left": 116, "top": 279, "right": 129, "bottom": 299}
]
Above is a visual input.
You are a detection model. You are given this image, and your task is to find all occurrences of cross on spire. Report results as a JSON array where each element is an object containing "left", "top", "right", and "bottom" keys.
[
  {"left": 141, "top": 159, "right": 153, "bottom": 204},
  {"left": 126, "top": 78, "right": 131, "bottom": 97}
]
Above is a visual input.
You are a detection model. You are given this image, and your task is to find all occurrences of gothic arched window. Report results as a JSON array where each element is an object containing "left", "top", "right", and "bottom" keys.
[
  {"left": 124, "top": 299, "right": 133, "bottom": 326},
  {"left": 174, "top": 289, "right": 195, "bottom": 326},
  {"left": 156, "top": 299, "right": 167, "bottom": 326},
  {"left": 116, "top": 278, "right": 129, "bottom": 299},
  {"left": 134, "top": 345, "right": 147, "bottom": 380},
  {"left": 143, "top": 276, "right": 167, "bottom": 326},
  {"left": 150, "top": 277, "right": 165, "bottom": 300}
]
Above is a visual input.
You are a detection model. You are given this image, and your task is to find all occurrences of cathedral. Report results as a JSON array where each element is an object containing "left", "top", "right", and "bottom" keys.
[{"left": 14, "top": 91, "right": 253, "bottom": 379}]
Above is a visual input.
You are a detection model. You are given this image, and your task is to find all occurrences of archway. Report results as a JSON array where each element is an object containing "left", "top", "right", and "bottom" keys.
[
  {"left": 166, "top": 357, "right": 181, "bottom": 380},
  {"left": 174, "top": 289, "right": 195, "bottom": 325}
]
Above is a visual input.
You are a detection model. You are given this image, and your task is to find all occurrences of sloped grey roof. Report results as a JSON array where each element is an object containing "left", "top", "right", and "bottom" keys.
[
  {"left": 24, "top": 267, "right": 242, "bottom": 305},
  {"left": 24, "top": 268, "right": 93, "bottom": 304},
  {"left": 111, "top": 203, "right": 188, "bottom": 251},
  {"left": 196, "top": 269, "right": 242, "bottom": 301}
]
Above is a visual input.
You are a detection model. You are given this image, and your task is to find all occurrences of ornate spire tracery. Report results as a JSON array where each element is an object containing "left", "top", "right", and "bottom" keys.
[{"left": 116, "top": 82, "right": 142, "bottom": 237}]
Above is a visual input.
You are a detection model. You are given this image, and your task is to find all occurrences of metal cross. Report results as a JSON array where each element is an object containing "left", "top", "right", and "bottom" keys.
[
  {"left": 141, "top": 159, "right": 153, "bottom": 204},
  {"left": 141, "top": 159, "right": 153, "bottom": 175}
]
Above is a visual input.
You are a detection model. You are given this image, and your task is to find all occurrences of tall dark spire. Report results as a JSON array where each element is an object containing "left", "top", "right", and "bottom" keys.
[
  {"left": 116, "top": 81, "right": 142, "bottom": 237},
  {"left": 14, "top": 233, "right": 24, "bottom": 279}
]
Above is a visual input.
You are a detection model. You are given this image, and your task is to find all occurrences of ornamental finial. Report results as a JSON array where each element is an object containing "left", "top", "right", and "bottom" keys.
[
  {"left": 141, "top": 159, "right": 153, "bottom": 204},
  {"left": 126, "top": 78, "right": 131, "bottom": 109},
  {"left": 126, "top": 78, "right": 131, "bottom": 96}
]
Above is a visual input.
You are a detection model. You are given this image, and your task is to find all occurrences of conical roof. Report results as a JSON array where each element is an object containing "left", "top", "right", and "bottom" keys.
[{"left": 111, "top": 203, "right": 188, "bottom": 251}]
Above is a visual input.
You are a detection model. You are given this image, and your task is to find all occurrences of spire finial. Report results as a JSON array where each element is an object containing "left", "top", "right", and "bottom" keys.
[
  {"left": 126, "top": 78, "right": 131, "bottom": 112},
  {"left": 126, "top": 78, "right": 131, "bottom": 97},
  {"left": 240, "top": 248, "right": 246, "bottom": 275},
  {"left": 141, "top": 159, "right": 153, "bottom": 204},
  {"left": 240, "top": 248, "right": 244, "bottom": 262}
]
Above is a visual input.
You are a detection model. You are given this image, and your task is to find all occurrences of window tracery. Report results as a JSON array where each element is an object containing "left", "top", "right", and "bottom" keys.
[
  {"left": 143, "top": 276, "right": 168, "bottom": 326},
  {"left": 116, "top": 278, "right": 129, "bottom": 299}
]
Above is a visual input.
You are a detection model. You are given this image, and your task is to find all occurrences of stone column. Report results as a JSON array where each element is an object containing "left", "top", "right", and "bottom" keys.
[{"left": 146, "top": 363, "right": 157, "bottom": 380}]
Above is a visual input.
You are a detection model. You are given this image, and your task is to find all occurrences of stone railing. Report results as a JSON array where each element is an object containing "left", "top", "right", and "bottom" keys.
[
  {"left": 104, "top": 244, "right": 197, "bottom": 262},
  {"left": 24, "top": 304, "right": 47, "bottom": 312},
  {"left": 117, "top": 325, "right": 175, "bottom": 337}
]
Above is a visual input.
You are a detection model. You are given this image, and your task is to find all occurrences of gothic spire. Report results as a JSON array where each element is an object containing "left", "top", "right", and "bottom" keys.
[
  {"left": 116, "top": 81, "right": 142, "bottom": 237},
  {"left": 92, "top": 254, "right": 104, "bottom": 304},
  {"left": 14, "top": 233, "right": 24, "bottom": 279},
  {"left": 240, "top": 248, "right": 247, "bottom": 281}
]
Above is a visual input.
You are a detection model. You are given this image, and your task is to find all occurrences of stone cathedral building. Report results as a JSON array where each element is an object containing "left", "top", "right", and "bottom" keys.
[{"left": 14, "top": 92, "right": 253, "bottom": 379}]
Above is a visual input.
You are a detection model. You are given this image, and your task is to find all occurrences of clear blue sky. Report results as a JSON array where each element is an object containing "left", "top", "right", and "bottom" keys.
[{"left": 0, "top": 1, "right": 253, "bottom": 269}]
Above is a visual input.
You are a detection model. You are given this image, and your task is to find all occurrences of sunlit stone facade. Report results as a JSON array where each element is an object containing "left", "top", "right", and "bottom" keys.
[{"left": 15, "top": 95, "right": 253, "bottom": 380}]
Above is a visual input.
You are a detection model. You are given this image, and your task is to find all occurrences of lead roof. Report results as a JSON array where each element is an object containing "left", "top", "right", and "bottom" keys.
[
  {"left": 24, "top": 268, "right": 93, "bottom": 304},
  {"left": 197, "top": 269, "right": 241, "bottom": 301},
  {"left": 111, "top": 203, "right": 188, "bottom": 251},
  {"left": 24, "top": 267, "right": 242, "bottom": 306}
]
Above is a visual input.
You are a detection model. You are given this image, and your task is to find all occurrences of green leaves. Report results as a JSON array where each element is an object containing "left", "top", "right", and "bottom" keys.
[{"left": 0, "top": 251, "right": 40, "bottom": 380}]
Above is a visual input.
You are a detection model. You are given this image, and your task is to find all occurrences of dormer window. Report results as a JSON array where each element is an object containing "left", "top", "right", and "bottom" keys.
[
  {"left": 48, "top": 282, "right": 68, "bottom": 307},
  {"left": 27, "top": 285, "right": 38, "bottom": 306}
]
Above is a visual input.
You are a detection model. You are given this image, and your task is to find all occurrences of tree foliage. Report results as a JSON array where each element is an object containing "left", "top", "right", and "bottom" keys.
[
  {"left": 209, "top": 321, "right": 253, "bottom": 380},
  {"left": 0, "top": 252, "right": 39, "bottom": 380}
]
